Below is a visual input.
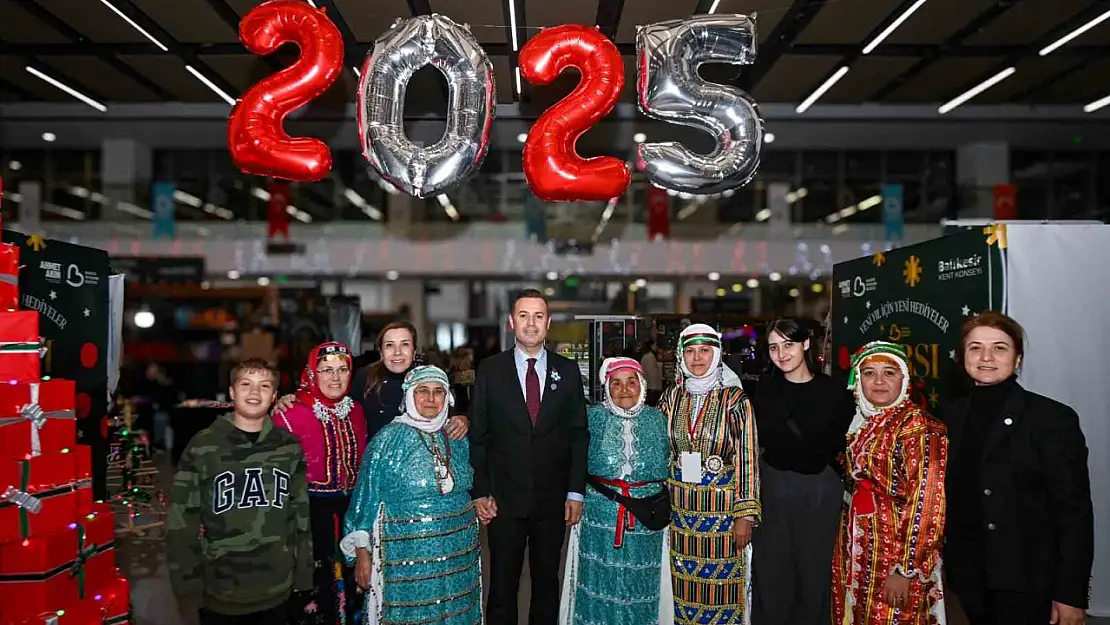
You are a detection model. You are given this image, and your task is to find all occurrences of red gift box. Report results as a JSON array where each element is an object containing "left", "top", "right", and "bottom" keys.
[
  {"left": 0, "top": 447, "right": 92, "bottom": 541},
  {"left": 0, "top": 380, "right": 77, "bottom": 458},
  {"left": 0, "top": 244, "right": 18, "bottom": 311},
  {"left": 11, "top": 576, "right": 132, "bottom": 625},
  {"left": 0, "top": 311, "right": 41, "bottom": 384},
  {"left": 0, "top": 503, "right": 117, "bottom": 623}
]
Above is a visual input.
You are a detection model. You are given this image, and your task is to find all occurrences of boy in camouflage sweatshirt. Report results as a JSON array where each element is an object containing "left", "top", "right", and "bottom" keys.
[{"left": 167, "top": 359, "right": 313, "bottom": 625}]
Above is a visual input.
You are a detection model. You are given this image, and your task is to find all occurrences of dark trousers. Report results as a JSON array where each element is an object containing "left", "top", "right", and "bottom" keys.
[
  {"left": 302, "top": 494, "right": 361, "bottom": 625},
  {"left": 198, "top": 602, "right": 289, "bottom": 625},
  {"left": 949, "top": 574, "right": 1053, "bottom": 625},
  {"left": 750, "top": 463, "right": 843, "bottom": 625},
  {"left": 485, "top": 512, "right": 566, "bottom": 625}
]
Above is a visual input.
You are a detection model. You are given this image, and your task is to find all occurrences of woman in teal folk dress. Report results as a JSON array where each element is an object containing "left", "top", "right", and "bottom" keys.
[
  {"left": 559, "top": 357, "right": 674, "bottom": 625},
  {"left": 341, "top": 366, "right": 481, "bottom": 625}
]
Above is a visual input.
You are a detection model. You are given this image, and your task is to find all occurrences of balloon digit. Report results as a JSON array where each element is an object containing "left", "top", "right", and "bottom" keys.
[
  {"left": 636, "top": 15, "right": 763, "bottom": 194},
  {"left": 520, "top": 25, "right": 630, "bottom": 202},
  {"left": 228, "top": 0, "right": 344, "bottom": 182},
  {"left": 359, "top": 15, "right": 496, "bottom": 198}
]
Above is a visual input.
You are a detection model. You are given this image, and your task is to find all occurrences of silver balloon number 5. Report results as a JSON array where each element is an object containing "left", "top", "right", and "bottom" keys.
[
  {"left": 636, "top": 15, "right": 763, "bottom": 195},
  {"left": 359, "top": 15, "right": 496, "bottom": 198}
]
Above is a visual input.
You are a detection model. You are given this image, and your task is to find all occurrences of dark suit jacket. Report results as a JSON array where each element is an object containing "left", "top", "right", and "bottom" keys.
[
  {"left": 468, "top": 348, "right": 589, "bottom": 518},
  {"left": 941, "top": 383, "right": 1094, "bottom": 609}
]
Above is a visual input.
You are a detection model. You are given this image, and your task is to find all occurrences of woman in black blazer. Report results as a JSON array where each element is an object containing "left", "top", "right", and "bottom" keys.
[{"left": 942, "top": 312, "right": 1093, "bottom": 625}]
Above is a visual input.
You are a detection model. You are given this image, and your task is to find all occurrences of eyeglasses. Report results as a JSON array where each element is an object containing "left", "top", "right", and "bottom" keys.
[
  {"left": 316, "top": 367, "right": 351, "bottom": 378},
  {"left": 414, "top": 387, "right": 447, "bottom": 399}
]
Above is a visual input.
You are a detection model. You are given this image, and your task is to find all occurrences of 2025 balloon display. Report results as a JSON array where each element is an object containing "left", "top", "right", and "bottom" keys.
[{"left": 229, "top": 4, "right": 764, "bottom": 200}]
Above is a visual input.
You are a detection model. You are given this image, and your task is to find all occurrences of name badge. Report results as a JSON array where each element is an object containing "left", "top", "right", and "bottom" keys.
[{"left": 680, "top": 451, "right": 703, "bottom": 484}]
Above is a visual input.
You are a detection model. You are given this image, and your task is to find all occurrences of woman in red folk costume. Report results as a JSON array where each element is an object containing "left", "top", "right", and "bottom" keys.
[
  {"left": 831, "top": 341, "right": 948, "bottom": 625},
  {"left": 274, "top": 342, "right": 368, "bottom": 625}
]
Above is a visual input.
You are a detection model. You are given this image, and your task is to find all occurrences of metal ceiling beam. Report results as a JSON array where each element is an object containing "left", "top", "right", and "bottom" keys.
[
  {"left": 743, "top": 0, "right": 827, "bottom": 91},
  {"left": 939, "top": 3, "right": 1110, "bottom": 105},
  {"left": 315, "top": 0, "right": 366, "bottom": 70},
  {"left": 1013, "top": 57, "right": 1095, "bottom": 103},
  {"left": 106, "top": 0, "right": 240, "bottom": 100},
  {"left": 0, "top": 78, "right": 36, "bottom": 101},
  {"left": 7, "top": 0, "right": 171, "bottom": 101},
  {"left": 200, "top": 0, "right": 283, "bottom": 73},
  {"left": 595, "top": 0, "right": 625, "bottom": 41},
  {"left": 8, "top": 41, "right": 1110, "bottom": 59},
  {"left": 871, "top": 1, "right": 1020, "bottom": 102}
]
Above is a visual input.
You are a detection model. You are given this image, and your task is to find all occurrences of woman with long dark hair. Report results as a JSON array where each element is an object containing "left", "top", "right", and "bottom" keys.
[
  {"left": 943, "top": 312, "right": 1092, "bottom": 625},
  {"left": 274, "top": 320, "right": 469, "bottom": 441},
  {"left": 750, "top": 318, "right": 854, "bottom": 625}
]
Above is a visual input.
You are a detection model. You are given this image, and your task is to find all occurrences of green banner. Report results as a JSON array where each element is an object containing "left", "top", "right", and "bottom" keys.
[{"left": 831, "top": 228, "right": 1006, "bottom": 418}]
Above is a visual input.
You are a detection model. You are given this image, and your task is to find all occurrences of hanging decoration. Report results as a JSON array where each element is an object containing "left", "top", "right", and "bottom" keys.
[
  {"left": 106, "top": 400, "right": 166, "bottom": 537},
  {"left": 636, "top": 14, "right": 763, "bottom": 194},
  {"left": 359, "top": 14, "right": 496, "bottom": 198},
  {"left": 228, "top": 0, "right": 344, "bottom": 182},
  {"left": 520, "top": 25, "right": 630, "bottom": 202}
]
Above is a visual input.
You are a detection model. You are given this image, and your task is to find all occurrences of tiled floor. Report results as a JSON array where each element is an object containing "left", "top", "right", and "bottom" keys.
[{"left": 125, "top": 456, "right": 1108, "bottom": 625}]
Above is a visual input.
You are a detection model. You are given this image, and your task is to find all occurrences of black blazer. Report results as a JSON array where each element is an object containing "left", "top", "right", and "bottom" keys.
[
  {"left": 941, "top": 383, "right": 1094, "bottom": 609},
  {"left": 468, "top": 348, "right": 589, "bottom": 518}
]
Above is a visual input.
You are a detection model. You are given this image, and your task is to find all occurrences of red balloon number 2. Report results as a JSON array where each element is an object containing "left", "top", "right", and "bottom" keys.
[
  {"left": 228, "top": 0, "right": 344, "bottom": 182},
  {"left": 520, "top": 25, "right": 631, "bottom": 202}
]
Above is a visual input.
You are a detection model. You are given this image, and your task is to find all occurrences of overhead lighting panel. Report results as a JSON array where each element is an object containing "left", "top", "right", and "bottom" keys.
[
  {"left": 1084, "top": 94, "right": 1110, "bottom": 113},
  {"left": 796, "top": 66, "right": 849, "bottom": 114},
  {"left": 1039, "top": 8, "right": 1110, "bottom": 56},
  {"left": 25, "top": 67, "right": 107, "bottom": 112},
  {"left": 862, "top": 0, "right": 929, "bottom": 55},
  {"left": 507, "top": 0, "right": 520, "bottom": 51},
  {"left": 938, "top": 67, "right": 1015, "bottom": 114},
  {"left": 185, "top": 65, "right": 236, "bottom": 106},
  {"left": 96, "top": 0, "right": 168, "bottom": 51}
]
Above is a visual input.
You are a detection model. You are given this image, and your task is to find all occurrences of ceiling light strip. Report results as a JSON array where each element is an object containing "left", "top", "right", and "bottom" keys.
[
  {"left": 707, "top": 0, "right": 721, "bottom": 14},
  {"left": 1039, "top": 8, "right": 1110, "bottom": 56},
  {"left": 1084, "top": 93, "right": 1110, "bottom": 113},
  {"left": 24, "top": 66, "right": 107, "bottom": 112},
  {"left": 96, "top": 0, "right": 168, "bottom": 51},
  {"left": 796, "top": 66, "right": 849, "bottom": 114},
  {"left": 938, "top": 67, "right": 1015, "bottom": 114},
  {"left": 507, "top": 0, "right": 520, "bottom": 51},
  {"left": 185, "top": 65, "right": 236, "bottom": 106},
  {"left": 862, "top": 0, "right": 929, "bottom": 55}
]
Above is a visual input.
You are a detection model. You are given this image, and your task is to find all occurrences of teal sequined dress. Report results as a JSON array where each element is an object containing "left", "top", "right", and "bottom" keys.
[
  {"left": 342, "top": 423, "right": 481, "bottom": 625},
  {"left": 560, "top": 404, "right": 672, "bottom": 625}
]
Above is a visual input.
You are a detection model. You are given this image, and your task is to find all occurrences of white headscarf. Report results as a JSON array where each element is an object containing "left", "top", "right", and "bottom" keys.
[
  {"left": 676, "top": 323, "right": 744, "bottom": 395},
  {"left": 600, "top": 357, "right": 647, "bottom": 419},
  {"left": 392, "top": 366, "right": 454, "bottom": 433}
]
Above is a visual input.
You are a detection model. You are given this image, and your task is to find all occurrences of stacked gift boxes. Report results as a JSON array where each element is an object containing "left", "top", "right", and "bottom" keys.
[{"left": 0, "top": 261, "right": 131, "bottom": 624}]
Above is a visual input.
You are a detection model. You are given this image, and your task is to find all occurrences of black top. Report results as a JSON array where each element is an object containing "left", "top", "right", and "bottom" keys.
[
  {"left": 236, "top": 427, "right": 261, "bottom": 444},
  {"left": 753, "top": 372, "right": 855, "bottom": 474},
  {"left": 948, "top": 376, "right": 1014, "bottom": 540},
  {"left": 350, "top": 366, "right": 407, "bottom": 440}
]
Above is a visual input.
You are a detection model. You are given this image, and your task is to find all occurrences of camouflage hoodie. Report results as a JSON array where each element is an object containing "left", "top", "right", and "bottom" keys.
[{"left": 167, "top": 413, "right": 313, "bottom": 615}]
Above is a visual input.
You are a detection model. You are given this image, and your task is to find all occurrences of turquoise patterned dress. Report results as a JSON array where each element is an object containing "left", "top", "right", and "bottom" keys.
[
  {"left": 343, "top": 423, "right": 481, "bottom": 625},
  {"left": 560, "top": 404, "right": 672, "bottom": 625}
]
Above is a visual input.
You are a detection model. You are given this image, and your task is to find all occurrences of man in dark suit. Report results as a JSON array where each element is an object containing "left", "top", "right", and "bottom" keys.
[{"left": 469, "top": 288, "right": 588, "bottom": 625}]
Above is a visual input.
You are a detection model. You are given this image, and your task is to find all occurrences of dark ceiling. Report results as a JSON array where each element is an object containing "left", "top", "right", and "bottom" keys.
[{"left": 0, "top": 0, "right": 1107, "bottom": 112}]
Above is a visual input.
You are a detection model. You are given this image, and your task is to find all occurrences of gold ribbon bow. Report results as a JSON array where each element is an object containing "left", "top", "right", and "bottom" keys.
[{"left": 983, "top": 224, "right": 1007, "bottom": 249}]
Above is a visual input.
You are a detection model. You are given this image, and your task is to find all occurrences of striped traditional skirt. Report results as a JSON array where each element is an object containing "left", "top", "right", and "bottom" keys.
[{"left": 667, "top": 463, "right": 752, "bottom": 625}]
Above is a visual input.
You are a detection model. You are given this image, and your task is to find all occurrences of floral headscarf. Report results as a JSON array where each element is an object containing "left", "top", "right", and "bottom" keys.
[
  {"left": 601, "top": 357, "right": 646, "bottom": 419},
  {"left": 847, "top": 341, "right": 911, "bottom": 434},
  {"left": 676, "top": 323, "right": 744, "bottom": 395},
  {"left": 295, "top": 341, "right": 355, "bottom": 422}
]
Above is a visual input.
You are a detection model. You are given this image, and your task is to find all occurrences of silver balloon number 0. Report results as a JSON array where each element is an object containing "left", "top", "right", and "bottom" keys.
[
  {"left": 359, "top": 15, "right": 496, "bottom": 198},
  {"left": 636, "top": 15, "right": 763, "bottom": 195}
]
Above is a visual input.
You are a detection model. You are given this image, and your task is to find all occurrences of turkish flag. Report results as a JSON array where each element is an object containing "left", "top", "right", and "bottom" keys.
[
  {"left": 992, "top": 184, "right": 1017, "bottom": 220},
  {"left": 647, "top": 185, "right": 670, "bottom": 240},
  {"left": 267, "top": 180, "right": 291, "bottom": 239}
]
